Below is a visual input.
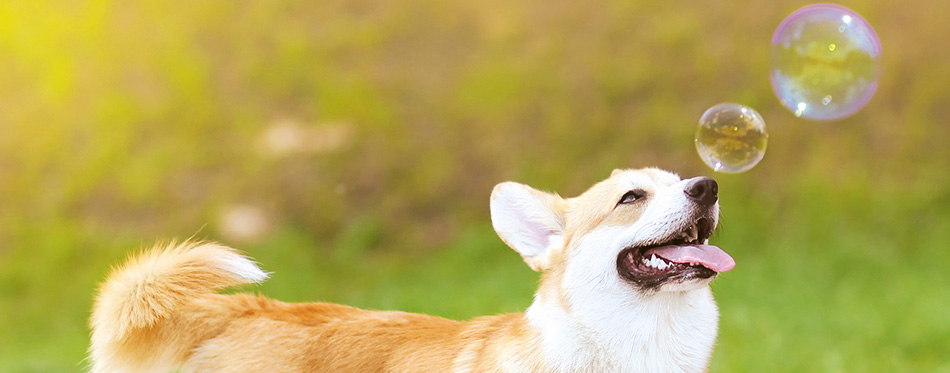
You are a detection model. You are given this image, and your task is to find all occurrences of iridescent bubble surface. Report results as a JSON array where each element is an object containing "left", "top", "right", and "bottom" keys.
[
  {"left": 695, "top": 103, "right": 768, "bottom": 173},
  {"left": 770, "top": 4, "right": 882, "bottom": 121}
]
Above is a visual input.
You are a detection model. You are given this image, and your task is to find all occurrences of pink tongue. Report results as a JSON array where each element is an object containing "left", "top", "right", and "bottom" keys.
[{"left": 645, "top": 244, "right": 736, "bottom": 273}]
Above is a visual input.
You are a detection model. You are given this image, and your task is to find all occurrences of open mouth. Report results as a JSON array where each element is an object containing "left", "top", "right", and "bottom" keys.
[{"left": 616, "top": 217, "right": 735, "bottom": 289}]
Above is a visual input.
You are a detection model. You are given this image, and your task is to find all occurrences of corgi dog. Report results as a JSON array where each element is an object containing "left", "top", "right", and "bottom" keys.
[{"left": 89, "top": 167, "right": 735, "bottom": 372}]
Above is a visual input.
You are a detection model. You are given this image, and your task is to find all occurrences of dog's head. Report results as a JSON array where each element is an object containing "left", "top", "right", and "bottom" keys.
[{"left": 491, "top": 167, "right": 734, "bottom": 295}]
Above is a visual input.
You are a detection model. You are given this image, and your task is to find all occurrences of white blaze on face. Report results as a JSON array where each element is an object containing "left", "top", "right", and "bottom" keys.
[{"left": 559, "top": 168, "right": 722, "bottom": 300}]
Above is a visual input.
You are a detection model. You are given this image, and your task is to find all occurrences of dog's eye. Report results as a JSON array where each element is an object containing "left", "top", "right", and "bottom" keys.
[{"left": 618, "top": 189, "right": 647, "bottom": 205}]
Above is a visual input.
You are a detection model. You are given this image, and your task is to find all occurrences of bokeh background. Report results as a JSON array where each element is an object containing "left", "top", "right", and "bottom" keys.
[{"left": 1, "top": 0, "right": 949, "bottom": 371}]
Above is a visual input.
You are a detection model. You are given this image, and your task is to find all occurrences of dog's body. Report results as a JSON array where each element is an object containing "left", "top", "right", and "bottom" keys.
[{"left": 89, "top": 168, "right": 735, "bottom": 372}]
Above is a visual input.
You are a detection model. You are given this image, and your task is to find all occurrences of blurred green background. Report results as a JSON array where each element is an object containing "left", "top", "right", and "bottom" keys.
[{"left": 1, "top": 0, "right": 949, "bottom": 371}]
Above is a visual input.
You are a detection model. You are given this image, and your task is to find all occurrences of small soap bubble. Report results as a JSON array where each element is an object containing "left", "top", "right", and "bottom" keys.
[
  {"left": 770, "top": 4, "right": 882, "bottom": 121},
  {"left": 694, "top": 103, "right": 768, "bottom": 174}
]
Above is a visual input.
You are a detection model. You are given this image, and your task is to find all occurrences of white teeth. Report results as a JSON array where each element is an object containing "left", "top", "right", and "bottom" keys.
[{"left": 642, "top": 254, "right": 670, "bottom": 270}]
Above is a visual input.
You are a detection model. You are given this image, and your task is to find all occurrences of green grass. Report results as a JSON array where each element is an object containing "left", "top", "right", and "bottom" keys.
[
  {"left": 2, "top": 0, "right": 950, "bottom": 371},
  {"left": 711, "top": 182, "right": 950, "bottom": 372}
]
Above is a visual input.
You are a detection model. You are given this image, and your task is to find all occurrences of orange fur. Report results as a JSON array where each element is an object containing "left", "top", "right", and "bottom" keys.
[{"left": 89, "top": 242, "right": 546, "bottom": 372}]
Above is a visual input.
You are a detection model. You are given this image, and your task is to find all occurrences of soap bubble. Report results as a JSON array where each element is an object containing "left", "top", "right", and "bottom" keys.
[
  {"left": 770, "top": 4, "right": 882, "bottom": 121},
  {"left": 695, "top": 103, "right": 768, "bottom": 173}
]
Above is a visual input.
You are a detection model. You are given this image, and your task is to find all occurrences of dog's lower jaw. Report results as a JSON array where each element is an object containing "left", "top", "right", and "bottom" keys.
[{"left": 525, "top": 287, "right": 720, "bottom": 372}]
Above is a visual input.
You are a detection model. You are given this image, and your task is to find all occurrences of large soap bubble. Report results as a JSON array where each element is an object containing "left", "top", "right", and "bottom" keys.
[
  {"left": 770, "top": 4, "right": 882, "bottom": 121},
  {"left": 695, "top": 103, "right": 768, "bottom": 173}
]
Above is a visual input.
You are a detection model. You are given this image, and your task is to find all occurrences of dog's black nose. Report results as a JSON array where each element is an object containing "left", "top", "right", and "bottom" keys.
[{"left": 685, "top": 177, "right": 718, "bottom": 206}]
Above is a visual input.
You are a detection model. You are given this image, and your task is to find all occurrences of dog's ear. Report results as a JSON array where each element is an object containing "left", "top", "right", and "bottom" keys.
[{"left": 490, "top": 182, "right": 566, "bottom": 271}]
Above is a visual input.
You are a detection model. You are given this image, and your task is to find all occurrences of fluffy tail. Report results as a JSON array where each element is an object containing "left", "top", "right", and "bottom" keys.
[{"left": 89, "top": 241, "right": 268, "bottom": 373}]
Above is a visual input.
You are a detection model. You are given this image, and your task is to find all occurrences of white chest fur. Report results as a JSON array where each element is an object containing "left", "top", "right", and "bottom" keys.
[{"left": 526, "top": 287, "right": 720, "bottom": 373}]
